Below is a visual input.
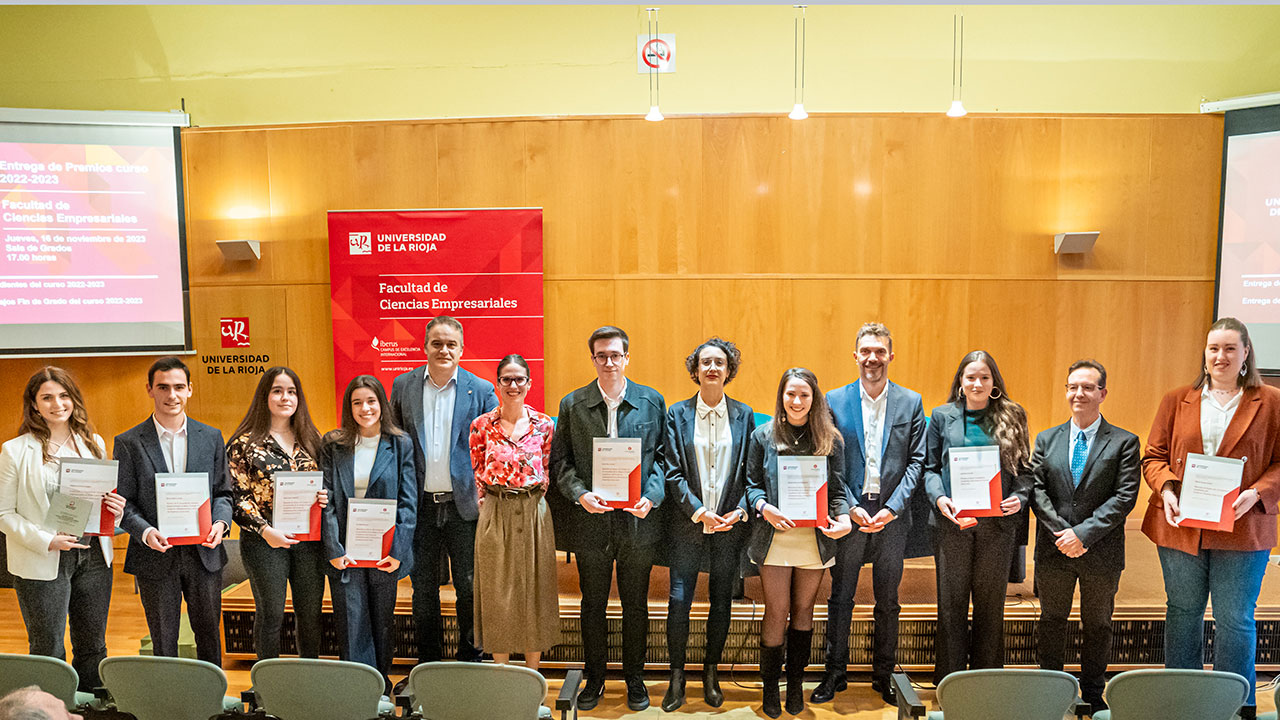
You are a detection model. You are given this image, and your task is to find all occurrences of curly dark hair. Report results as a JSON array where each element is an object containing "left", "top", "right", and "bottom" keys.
[{"left": 684, "top": 337, "right": 741, "bottom": 385}]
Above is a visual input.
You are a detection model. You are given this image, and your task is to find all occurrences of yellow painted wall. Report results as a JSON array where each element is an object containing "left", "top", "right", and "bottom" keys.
[{"left": 2, "top": 5, "right": 1279, "bottom": 127}]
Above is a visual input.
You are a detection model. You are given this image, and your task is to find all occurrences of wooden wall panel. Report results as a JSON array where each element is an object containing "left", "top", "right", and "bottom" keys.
[
  {"left": 263, "top": 126, "right": 355, "bottom": 285},
  {"left": 182, "top": 130, "right": 272, "bottom": 285}
]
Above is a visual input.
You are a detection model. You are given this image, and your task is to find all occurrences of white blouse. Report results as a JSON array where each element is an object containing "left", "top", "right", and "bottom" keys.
[
  {"left": 1200, "top": 386, "right": 1242, "bottom": 457},
  {"left": 353, "top": 435, "right": 379, "bottom": 498}
]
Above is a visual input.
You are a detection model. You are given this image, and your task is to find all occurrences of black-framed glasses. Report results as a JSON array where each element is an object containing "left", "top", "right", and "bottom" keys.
[
  {"left": 498, "top": 376, "right": 530, "bottom": 388},
  {"left": 592, "top": 352, "right": 626, "bottom": 366}
]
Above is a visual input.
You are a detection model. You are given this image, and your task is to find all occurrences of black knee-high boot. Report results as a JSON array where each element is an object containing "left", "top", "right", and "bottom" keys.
[
  {"left": 760, "top": 641, "right": 784, "bottom": 718},
  {"left": 786, "top": 628, "right": 812, "bottom": 715}
]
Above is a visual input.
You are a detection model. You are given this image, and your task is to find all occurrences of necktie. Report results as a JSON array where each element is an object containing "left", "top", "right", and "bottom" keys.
[{"left": 1070, "top": 432, "right": 1088, "bottom": 487}]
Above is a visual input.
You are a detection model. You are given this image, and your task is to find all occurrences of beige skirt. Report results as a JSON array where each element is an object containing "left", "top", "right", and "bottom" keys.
[
  {"left": 763, "top": 527, "right": 832, "bottom": 569},
  {"left": 473, "top": 488, "right": 562, "bottom": 654}
]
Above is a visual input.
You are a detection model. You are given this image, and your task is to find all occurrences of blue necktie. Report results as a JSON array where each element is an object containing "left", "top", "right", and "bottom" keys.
[{"left": 1070, "top": 432, "right": 1089, "bottom": 487}]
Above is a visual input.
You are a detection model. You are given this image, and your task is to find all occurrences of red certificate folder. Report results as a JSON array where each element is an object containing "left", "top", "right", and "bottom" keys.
[
  {"left": 348, "top": 527, "right": 395, "bottom": 569},
  {"left": 791, "top": 479, "right": 829, "bottom": 528},
  {"left": 604, "top": 463, "right": 642, "bottom": 510},
  {"left": 955, "top": 470, "right": 1003, "bottom": 519},
  {"left": 291, "top": 503, "right": 323, "bottom": 542},
  {"left": 166, "top": 498, "right": 213, "bottom": 546},
  {"left": 1178, "top": 486, "right": 1239, "bottom": 532},
  {"left": 89, "top": 496, "right": 117, "bottom": 536}
]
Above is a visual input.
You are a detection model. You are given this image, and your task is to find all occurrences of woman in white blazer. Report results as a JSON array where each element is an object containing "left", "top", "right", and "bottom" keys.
[{"left": 0, "top": 367, "right": 124, "bottom": 691}]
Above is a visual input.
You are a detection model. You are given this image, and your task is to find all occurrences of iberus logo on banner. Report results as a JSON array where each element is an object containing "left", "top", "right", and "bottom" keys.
[{"left": 327, "top": 208, "right": 544, "bottom": 414}]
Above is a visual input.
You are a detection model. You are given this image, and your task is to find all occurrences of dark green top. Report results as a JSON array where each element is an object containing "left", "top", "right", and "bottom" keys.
[{"left": 963, "top": 407, "right": 994, "bottom": 447}]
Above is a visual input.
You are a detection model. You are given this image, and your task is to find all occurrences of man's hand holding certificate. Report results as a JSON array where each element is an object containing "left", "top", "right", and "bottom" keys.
[
  {"left": 1175, "top": 453, "right": 1245, "bottom": 532},
  {"left": 592, "top": 438, "right": 642, "bottom": 510},
  {"left": 155, "top": 472, "right": 213, "bottom": 546},
  {"left": 949, "top": 446, "right": 1002, "bottom": 519},
  {"left": 58, "top": 458, "right": 118, "bottom": 535},
  {"left": 778, "top": 456, "right": 828, "bottom": 528},
  {"left": 273, "top": 471, "right": 324, "bottom": 541}
]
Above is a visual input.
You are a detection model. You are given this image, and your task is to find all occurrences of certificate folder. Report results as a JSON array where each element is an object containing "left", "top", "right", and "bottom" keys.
[
  {"left": 778, "top": 456, "right": 827, "bottom": 528},
  {"left": 955, "top": 471, "right": 1002, "bottom": 519},
  {"left": 58, "top": 457, "right": 118, "bottom": 536},
  {"left": 272, "top": 471, "right": 323, "bottom": 542},
  {"left": 346, "top": 498, "right": 396, "bottom": 568},
  {"left": 347, "top": 528, "right": 394, "bottom": 568},
  {"left": 1176, "top": 453, "right": 1244, "bottom": 533},
  {"left": 793, "top": 481, "right": 828, "bottom": 528},
  {"left": 592, "top": 438, "right": 642, "bottom": 509}
]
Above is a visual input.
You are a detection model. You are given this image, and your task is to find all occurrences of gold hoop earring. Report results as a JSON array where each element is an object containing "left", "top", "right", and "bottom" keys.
[{"left": 989, "top": 387, "right": 1003, "bottom": 400}]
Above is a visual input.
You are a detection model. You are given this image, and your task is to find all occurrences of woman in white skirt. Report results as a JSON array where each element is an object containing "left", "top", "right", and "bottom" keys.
[{"left": 745, "top": 367, "right": 853, "bottom": 718}]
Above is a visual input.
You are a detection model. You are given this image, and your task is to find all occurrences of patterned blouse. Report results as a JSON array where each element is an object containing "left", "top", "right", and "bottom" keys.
[
  {"left": 469, "top": 408, "right": 555, "bottom": 496},
  {"left": 227, "top": 433, "right": 320, "bottom": 534}
]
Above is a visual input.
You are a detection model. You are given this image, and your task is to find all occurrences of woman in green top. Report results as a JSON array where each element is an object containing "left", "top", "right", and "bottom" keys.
[{"left": 923, "top": 350, "right": 1031, "bottom": 682}]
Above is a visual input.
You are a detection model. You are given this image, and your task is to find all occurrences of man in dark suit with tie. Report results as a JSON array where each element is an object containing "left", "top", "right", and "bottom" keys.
[
  {"left": 390, "top": 315, "right": 497, "bottom": 666},
  {"left": 1030, "top": 359, "right": 1139, "bottom": 711},
  {"left": 812, "top": 323, "right": 926, "bottom": 706},
  {"left": 549, "top": 325, "right": 666, "bottom": 712},
  {"left": 115, "top": 356, "right": 233, "bottom": 665}
]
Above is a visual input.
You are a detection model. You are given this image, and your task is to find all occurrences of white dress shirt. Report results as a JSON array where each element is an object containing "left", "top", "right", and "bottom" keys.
[
  {"left": 153, "top": 415, "right": 188, "bottom": 473},
  {"left": 1201, "top": 386, "right": 1242, "bottom": 456},
  {"left": 691, "top": 394, "right": 734, "bottom": 532},
  {"left": 860, "top": 382, "right": 889, "bottom": 496},
  {"left": 353, "top": 434, "right": 379, "bottom": 498},
  {"left": 597, "top": 379, "right": 628, "bottom": 438},
  {"left": 422, "top": 369, "right": 458, "bottom": 492}
]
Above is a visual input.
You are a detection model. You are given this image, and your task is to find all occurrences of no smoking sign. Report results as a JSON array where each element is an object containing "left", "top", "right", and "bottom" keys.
[{"left": 636, "top": 33, "right": 676, "bottom": 73}]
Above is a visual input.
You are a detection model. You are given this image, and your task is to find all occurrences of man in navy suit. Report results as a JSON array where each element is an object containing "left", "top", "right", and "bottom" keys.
[
  {"left": 1030, "top": 359, "right": 1139, "bottom": 711},
  {"left": 812, "top": 323, "right": 926, "bottom": 706},
  {"left": 115, "top": 356, "right": 233, "bottom": 665},
  {"left": 390, "top": 316, "right": 497, "bottom": 665}
]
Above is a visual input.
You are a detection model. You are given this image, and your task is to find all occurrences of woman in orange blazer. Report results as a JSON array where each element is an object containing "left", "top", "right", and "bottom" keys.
[{"left": 1142, "top": 317, "right": 1280, "bottom": 718}]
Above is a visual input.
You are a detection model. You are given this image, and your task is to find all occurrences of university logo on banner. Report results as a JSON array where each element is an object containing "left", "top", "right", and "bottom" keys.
[
  {"left": 327, "top": 209, "right": 544, "bottom": 414},
  {"left": 220, "top": 317, "right": 250, "bottom": 348}
]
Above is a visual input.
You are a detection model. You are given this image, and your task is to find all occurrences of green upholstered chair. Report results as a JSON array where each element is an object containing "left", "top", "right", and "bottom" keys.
[
  {"left": 407, "top": 662, "right": 548, "bottom": 720},
  {"left": 0, "top": 652, "right": 96, "bottom": 711},
  {"left": 896, "top": 668, "right": 1080, "bottom": 720},
  {"left": 99, "top": 655, "right": 241, "bottom": 720},
  {"left": 248, "top": 658, "right": 395, "bottom": 720},
  {"left": 1091, "top": 669, "right": 1249, "bottom": 720}
]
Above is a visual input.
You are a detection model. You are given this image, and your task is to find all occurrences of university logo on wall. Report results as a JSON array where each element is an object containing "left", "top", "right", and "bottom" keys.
[
  {"left": 220, "top": 317, "right": 250, "bottom": 348},
  {"left": 349, "top": 232, "right": 372, "bottom": 255}
]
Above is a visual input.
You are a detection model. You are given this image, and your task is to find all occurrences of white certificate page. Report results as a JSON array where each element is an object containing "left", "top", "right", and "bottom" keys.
[
  {"left": 1178, "top": 453, "right": 1244, "bottom": 523},
  {"left": 155, "top": 472, "right": 210, "bottom": 537},
  {"left": 272, "top": 471, "right": 322, "bottom": 535},
  {"left": 592, "top": 438, "right": 642, "bottom": 503},
  {"left": 949, "top": 445, "right": 1000, "bottom": 510},
  {"left": 58, "top": 457, "right": 118, "bottom": 535},
  {"left": 346, "top": 498, "right": 397, "bottom": 562},
  {"left": 778, "top": 456, "right": 826, "bottom": 522}
]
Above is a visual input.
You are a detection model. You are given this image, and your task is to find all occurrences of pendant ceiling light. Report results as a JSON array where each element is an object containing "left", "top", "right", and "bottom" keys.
[
  {"left": 946, "top": 12, "right": 967, "bottom": 118},
  {"left": 789, "top": 5, "right": 808, "bottom": 120}
]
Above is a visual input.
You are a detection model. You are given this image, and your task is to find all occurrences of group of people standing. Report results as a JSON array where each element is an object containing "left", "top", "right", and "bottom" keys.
[{"left": 1, "top": 315, "right": 1277, "bottom": 720}]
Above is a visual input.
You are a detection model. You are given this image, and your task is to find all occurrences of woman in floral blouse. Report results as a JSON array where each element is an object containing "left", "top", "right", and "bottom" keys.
[
  {"left": 227, "top": 366, "right": 327, "bottom": 661},
  {"left": 469, "top": 354, "right": 561, "bottom": 671}
]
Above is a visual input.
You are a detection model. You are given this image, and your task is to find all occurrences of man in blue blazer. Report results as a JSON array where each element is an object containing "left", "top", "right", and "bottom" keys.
[
  {"left": 115, "top": 356, "right": 233, "bottom": 666},
  {"left": 812, "top": 323, "right": 926, "bottom": 706},
  {"left": 390, "top": 316, "right": 497, "bottom": 665},
  {"left": 549, "top": 326, "right": 666, "bottom": 712},
  {"left": 1030, "top": 359, "right": 1139, "bottom": 711}
]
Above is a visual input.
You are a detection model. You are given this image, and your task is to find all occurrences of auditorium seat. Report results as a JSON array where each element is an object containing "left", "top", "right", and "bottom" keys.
[
  {"left": 405, "top": 662, "right": 549, "bottom": 720},
  {"left": 98, "top": 656, "right": 242, "bottom": 720},
  {"left": 1091, "top": 669, "right": 1249, "bottom": 720},
  {"left": 1259, "top": 683, "right": 1279, "bottom": 720},
  {"left": 0, "top": 653, "right": 96, "bottom": 711},
  {"left": 247, "top": 658, "right": 395, "bottom": 720},
  {"left": 893, "top": 669, "right": 1082, "bottom": 720}
]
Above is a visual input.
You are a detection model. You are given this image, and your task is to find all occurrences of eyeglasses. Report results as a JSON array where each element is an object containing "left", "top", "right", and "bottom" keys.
[
  {"left": 592, "top": 353, "right": 627, "bottom": 366},
  {"left": 1065, "top": 384, "right": 1101, "bottom": 393},
  {"left": 497, "top": 376, "right": 530, "bottom": 388}
]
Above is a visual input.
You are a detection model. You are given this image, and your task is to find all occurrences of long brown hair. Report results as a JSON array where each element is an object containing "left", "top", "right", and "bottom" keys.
[
  {"left": 19, "top": 366, "right": 104, "bottom": 462},
  {"left": 324, "top": 375, "right": 404, "bottom": 450},
  {"left": 771, "top": 367, "right": 839, "bottom": 456},
  {"left": 947, "top": 351, "right": 1030, "bottom": 471},
  {"left": 229, "top": 367, "right": 323, "bottom": 460},
  {"left": 1195, "top": 317, "right": 1264, "bottom": 390}
]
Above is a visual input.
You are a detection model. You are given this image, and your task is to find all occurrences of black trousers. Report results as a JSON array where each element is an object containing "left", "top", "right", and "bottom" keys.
[
  {"left": 411, "top": 497, "right": 478, "bottom": 662},
  {"left": 135, "top": 545, "right": 223, "bottom": 666},
  {"left": 823, "top": 510, "right": 909, "bottom": 680},
  {"left": 575, "top": 537, "right": 656, "bottom": 679},
  {"left": 933, "top": 517, "right": 1016, "bottom": 682},
  {"left": 666, "top": 528, "right": 743, "bottom": 670},
  {"left": 239, "top": 531, "right": 326, "bottom": 660},
  {"left": 12, "top": 543, "right": 112, "bottom": 690},
  {"left": 1035, "top": 558, "right": 1120, "bottom": 701}
]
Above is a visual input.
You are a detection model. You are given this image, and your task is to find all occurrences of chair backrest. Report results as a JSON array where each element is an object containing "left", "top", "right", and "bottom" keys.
[
  {"left": 99, "top": 656, "right": 228, "bottom": 720},
  {"left": 0, "top": 653, "right": 80, "bottom": 710},
  {"left": 1103, "top": 669, "right": 1248, "bottom": 720},
  {"left": 250, "top": 658, "right": 386, "bottom": 720},
  {"left": 935, "top": 669, "right": 1079, "bottom": 720},
  {"left": 409, "top": 662, "right": 547, "bottom": 720}
]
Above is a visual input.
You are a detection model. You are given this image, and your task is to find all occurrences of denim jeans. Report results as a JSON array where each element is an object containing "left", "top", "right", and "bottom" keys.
[
  {"left": 1157, "top": 545, "right": 1268, "bottom": 706},
  {"left": 12, "top": 543, "right": 113, "bottom": 690}
]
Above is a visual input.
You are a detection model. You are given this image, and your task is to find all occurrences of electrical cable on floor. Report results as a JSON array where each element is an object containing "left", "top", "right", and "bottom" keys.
[{"left": 727, "top": 596, "right": 763, "bottom": 690}]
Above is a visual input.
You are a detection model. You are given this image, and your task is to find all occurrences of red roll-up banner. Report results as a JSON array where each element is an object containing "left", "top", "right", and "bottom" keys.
[{"left": 327, "top": 208, "right": 544, "bottom": 415}]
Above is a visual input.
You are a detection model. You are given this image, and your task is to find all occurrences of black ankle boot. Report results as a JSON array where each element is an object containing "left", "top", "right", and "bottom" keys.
[
  {"left": 785, "top": 628, "right": 812, "bottom": 715},
  {"left": 661, "top": 668, "right": 685, "bottom": 712},
  {"left": 1238, "top": 706, "right": 1257, "bottom": 720},
  {"left": 760, "top": 642, "right": 784, "bottom": 719},
  {"left": 702, "top": 663, "right": 723, "bottom": 707}
]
